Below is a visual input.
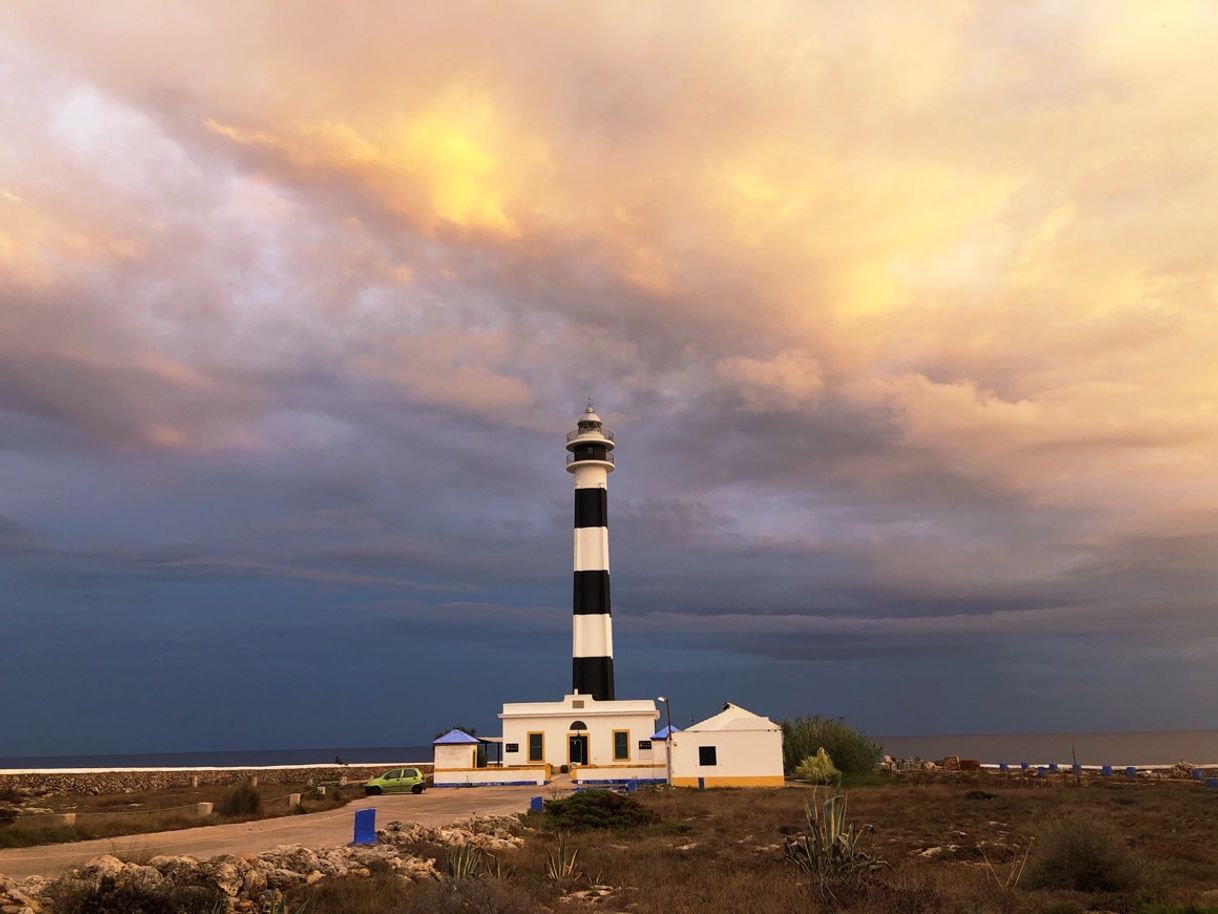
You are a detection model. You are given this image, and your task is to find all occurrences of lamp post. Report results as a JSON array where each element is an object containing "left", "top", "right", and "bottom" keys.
[{"left": 657, "top": 696, "right": 673, "bottom": 786}]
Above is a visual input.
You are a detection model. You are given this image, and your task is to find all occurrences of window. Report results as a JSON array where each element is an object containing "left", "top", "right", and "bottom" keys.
[
  {"left": 385, "top": 769, "right": 402, "bottom": 780},
  {"left": 699, "top": 746, "right": 718, "bottom": 766},
  {"left": 613, "top": 730, "right": 630, "bottom": 761},
  {"left": 569, "top": 720, "right": 588, "bottom": 731},
  {"left": 572, "top": 700, "right": 585, "bottom": 709},
  {"left": 404, "top": 769, "right": 418, "bottom": 779},
  {"left": 505, "top": 743, "right": 519, "bottom": 753},
  {"left": 638, "top": 740, "right": 652, "bottom": 751},
  {"left": 528, "top": 732, "right": 545, "bottom": 762}
]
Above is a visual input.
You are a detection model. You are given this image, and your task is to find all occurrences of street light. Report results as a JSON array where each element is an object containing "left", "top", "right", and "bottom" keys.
[{"left": 657, "top": 696, "right": 673, "bottom": 786}]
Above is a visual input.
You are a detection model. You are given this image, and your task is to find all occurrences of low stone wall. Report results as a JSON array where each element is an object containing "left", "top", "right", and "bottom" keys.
[{"left": 0, "top": 763, "right": 433, "bottom": 796}]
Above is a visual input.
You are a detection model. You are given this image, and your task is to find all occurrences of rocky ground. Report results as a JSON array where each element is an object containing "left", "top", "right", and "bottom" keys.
[{"left": 0, "top": 815, "right": 523, "bottom": 913}]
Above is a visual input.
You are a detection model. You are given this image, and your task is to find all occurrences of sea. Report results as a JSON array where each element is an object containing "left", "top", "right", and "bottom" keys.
[
  {"left": 2, "top": 731, "right": 1217, "bottom": 771},
  {"left": 876, "top": 730, "right": 1218, "bottom": 767},
  {"left": 0, "top": 746, "right": 434, "bottom": 771}
]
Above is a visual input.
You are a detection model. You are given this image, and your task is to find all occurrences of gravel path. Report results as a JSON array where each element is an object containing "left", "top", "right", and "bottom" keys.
[{"left": 0, "top": 785, "right": 541, "bottom": 880}]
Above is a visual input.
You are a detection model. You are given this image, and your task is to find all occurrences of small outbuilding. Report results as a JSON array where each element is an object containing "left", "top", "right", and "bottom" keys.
[{"left": 668, "top": 702, "right": 784, "bottom": 788}]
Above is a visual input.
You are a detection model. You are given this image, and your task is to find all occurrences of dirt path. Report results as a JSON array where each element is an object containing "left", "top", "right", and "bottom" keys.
[{"left": 0, "top": 786, "right": 542, "bottom": 880}]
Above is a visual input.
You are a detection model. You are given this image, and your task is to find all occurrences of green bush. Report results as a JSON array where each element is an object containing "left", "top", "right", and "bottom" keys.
[
  {"left": 216, "top": 781, "right": 263, "bottom": 818},
  {"left": 542, "top": 790, "right": 658, "bottom": 830},
  {"left": 782, "top": 716, "right": 883, "bottom": 774},
  {"left": 1029, "top": 816, "right": 1141, "bottom": 892},
  {"left": 794, "top": 748, "right": 841, "bottom": 784}
]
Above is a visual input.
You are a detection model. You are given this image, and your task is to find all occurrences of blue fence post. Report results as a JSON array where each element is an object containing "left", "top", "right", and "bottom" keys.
[
  {"left": 529, "top": 796, "right": 544, "bottom": 813},
  {"left": 998, "top": 763, "right": 1009, "bottom": 773},
  {"left": 1191, "top": 768, "right": 1203, "bottom": 781},
  {"left": 1020, "top": 762, "right": 1029, "bottom": 772},
  {"left": 353, "top": 808, "right": 376, "bottom": 845},
  {"left": 1048, "top": 763, "right": 1059, "bottom": 774},
  {"left": 1125, "top": 766, "right": 1137, "bottom": 779},
  {"left": 1101, "top": 765, "right": 1112, "bottom": 776}
]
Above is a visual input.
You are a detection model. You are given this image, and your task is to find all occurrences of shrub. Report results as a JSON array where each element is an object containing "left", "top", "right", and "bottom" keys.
[
  {"left": 288, "top": 872, "right": 413, "bottom": 914},
  {"left": 782, "top": 716, "right": 884, "bottom": 774},
  {"left": 1029, "top": 816, "right": 1141, "bottom": 892},
  {"left": 542, "top": 790, "right": 658, "bottom": 830},
  {"left": 391, "top": 877, "right": 534, "bottom": 914},
  {"left": 53, "top": 878, "right": 224, "bottom": 914},
  {"left": 216, "top": 781, "right": 263, "bottom": 818},
  {"left": 794, "top": 748, "right": 841, "bottom": 784},
  {"left": 783, "top": 788, "right": 888, "bottom": 902}
]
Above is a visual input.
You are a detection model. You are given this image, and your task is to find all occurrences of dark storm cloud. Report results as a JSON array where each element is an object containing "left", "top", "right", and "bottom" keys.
[{"left": 2, "top": 2, "right": 1217, "bottom": 753}]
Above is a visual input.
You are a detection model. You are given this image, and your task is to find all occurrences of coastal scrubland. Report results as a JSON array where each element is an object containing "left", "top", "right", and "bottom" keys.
[
  {"left": 0, "top": 780, "right": 354, "bottom": 848},
  {"left": 284, "top": 778, "right": 1218, "bottom": 914}
]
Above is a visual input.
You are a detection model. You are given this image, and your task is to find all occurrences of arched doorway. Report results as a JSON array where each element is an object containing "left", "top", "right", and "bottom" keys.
[{"left": 568, "top": 721, "right": 589, "bottom": 766}]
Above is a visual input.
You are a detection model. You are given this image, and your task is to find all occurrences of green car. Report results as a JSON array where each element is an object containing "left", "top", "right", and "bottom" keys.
[{"left": 364, "top": 767, "right": 426, "bottom": 795}]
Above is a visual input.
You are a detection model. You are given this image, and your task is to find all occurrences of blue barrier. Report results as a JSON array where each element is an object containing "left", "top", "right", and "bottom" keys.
[
  {"left": 1191, "top": 769, "right": 1204, "bottom": 781},
  {"left": 999, "top": 763, "right": 1009, "bottom": 773},
  {"left": 1206, "top": 778, "right": 1218, "bottom": 789},
  {"left": 626, "top": 779, "right": 638, "bottom": 793},
  {"left": 529, "top": 796, "right": 543, "bottom": 813},
  {"left": 1125, "top": 766, "right": 1137, "bottom": 779},
  {"left": 353, "top": 808, "right": 376, "bottom": 845},
  {"left": 1102, "top": 765, "right": 1112, "bottom": 776},
  {"left": 1049, "top": 763, "right": 1059, "bottom": 773},
  {"left": 1036, "top": 766, "right": 1047, "bottom": 778},
  {"left": 1020, "top": 762, "right": 1029, "bottom": 771}
]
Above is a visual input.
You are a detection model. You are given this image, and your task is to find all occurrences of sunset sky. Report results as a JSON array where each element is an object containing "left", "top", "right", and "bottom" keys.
[{"left": 2, "top": 2, "right": 1216, "bottom": 755}]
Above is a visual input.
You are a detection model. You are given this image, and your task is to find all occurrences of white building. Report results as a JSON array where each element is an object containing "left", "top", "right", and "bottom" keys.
[
  {"left": 501, "top": 693, "right": 668, "bottom": 786},
  {"left": 431, "top": 408, "right": 785, "bottom": 789},
  {"left": 668, "top": 702, "right": 784, "bottom": 788}
]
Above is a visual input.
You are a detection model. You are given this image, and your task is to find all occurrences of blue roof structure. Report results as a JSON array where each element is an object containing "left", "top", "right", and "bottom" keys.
[
  {"left": 651, "top": 725, "right": 682, "bottom": 740},
  {"left": 433, "top": 729, "right": 480, "bottom": 745}
]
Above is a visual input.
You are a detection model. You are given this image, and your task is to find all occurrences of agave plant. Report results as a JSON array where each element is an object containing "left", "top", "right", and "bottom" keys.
[
  {"left": 783, "top": 788, "right": 888, "bottom": 898},
  {"left": 544, "top": 832, "right": 584, "bottom": 883},
  {"left": 483, "top": 853, "right": 518, "bottom": 880},
  {"left": 444, "top": 843, "right": 484, "bottom": 879}
]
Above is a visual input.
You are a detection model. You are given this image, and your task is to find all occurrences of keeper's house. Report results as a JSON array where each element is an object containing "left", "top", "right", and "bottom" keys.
[{"left": 666, "top": 702, "right": 784, "bottom": 788}]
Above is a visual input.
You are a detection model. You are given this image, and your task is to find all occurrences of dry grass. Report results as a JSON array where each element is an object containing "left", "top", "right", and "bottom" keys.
[
  {"left": 0, "top": 781, "right": 356, "bottom": 848},
  {"left": 291, "top": 776, "right": 1218, "bottom": 914}
]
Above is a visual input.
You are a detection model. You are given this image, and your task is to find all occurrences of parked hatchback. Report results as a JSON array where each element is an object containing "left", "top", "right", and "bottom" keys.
[{"left": 364, "top": 767, "right": 426, "bottom": 795}]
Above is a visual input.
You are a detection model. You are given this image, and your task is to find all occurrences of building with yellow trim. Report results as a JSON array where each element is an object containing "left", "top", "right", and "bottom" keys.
[{"left": 668, "top": 702, "right": 785, "bottom": 788}]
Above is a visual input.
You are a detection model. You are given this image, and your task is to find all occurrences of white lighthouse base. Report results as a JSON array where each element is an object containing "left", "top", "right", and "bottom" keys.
[{"left": 498, "top": 693, "right": 665, "bottom": 781}]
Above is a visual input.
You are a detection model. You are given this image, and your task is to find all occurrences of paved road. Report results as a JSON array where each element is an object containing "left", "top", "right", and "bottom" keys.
[{"left": 0, "top": 786, "right": 541, "bottom": 881}]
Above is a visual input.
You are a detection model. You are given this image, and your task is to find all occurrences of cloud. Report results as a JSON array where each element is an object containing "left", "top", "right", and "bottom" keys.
[{"left": 2, "top": 1, "right": 1218, "bottom": 748}]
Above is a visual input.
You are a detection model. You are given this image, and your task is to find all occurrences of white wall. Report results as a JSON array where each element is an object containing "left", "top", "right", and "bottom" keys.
[
  {"left": 502, "top": 711, "right": 659, "bottom": 769},
  {"left": 434, "top": 767, "right": 547, "bottom": 788},
  {"left": 574, "top": 764, "right": 666, "bottom": 785},
  {"left": 433, "top": 744, "right": 478, "bottom": 771},
  {"left": 669, "top": 728, "right": 784, "bottom": 787}
]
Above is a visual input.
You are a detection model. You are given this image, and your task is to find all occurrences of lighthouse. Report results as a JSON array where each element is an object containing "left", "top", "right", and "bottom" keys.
[
  {"left": 432, "top": 403, "right": 784, "bottom": 789},
  {"left": 566, "top": 402, "right": 616, "bottom": 701}
]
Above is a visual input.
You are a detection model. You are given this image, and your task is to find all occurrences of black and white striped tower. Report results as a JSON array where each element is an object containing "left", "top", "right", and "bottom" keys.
[{"left": 566, "top": 402, "right": 616, "bottom": 701}]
